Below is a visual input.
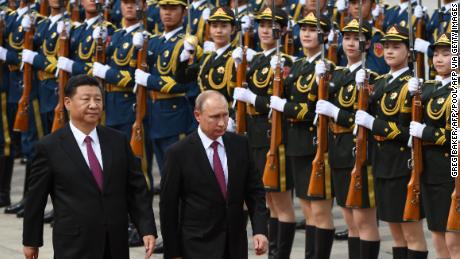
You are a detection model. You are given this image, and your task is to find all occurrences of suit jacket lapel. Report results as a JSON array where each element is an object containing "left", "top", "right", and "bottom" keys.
[
  {"left": 97, "top": 126, "right": 112, "bottom": 190},
  {"left": 59, "top": 124, "right": 101, "bottom": 192}
]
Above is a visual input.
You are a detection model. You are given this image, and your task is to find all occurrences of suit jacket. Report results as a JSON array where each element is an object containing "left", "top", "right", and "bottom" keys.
[
  {"left": 23, "top": 124, "right": 157, "bottom": 259},
  {"left": 160, "top": 131, "right": 268, "bottom": 259}
]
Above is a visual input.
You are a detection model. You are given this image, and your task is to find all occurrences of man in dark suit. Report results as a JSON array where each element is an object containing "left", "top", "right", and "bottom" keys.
[
  {"left": 160, "top": 90, "right": 268, "bottom": 259},
  {"left": 22, "top": 75, "right": 157, "bottom": 259}
]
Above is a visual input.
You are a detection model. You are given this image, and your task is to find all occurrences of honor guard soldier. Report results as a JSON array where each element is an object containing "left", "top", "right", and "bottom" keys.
[
  {"left": 134, "top": 0, "right": 196, "bottom": 177},
  {"left": 183, "top": 0, "right": 212, "bottom": 45},
  {"left": 408, "top": 33, "right": 460, "bottom": 259},
  {"left": 1, "top": 0, "right": 45, "bottom": 216},
  {"left": 233, "top": 7, "right": 296, "bottom": 258},
  {"left": 271, "top": 12, "right": 336, "bottom": 258},
  {"left": 354, "top": 25, "right": 429, "bottom": 258},
  {"left": 316, "top": 19, "right": 381, "bottom": 259},
  {"left": 56, "top": 0, "right": 116, "bottom": 77},
  {"left": 381, "top": 0, "right": 428, "bottom": 33},
  {"left": 337, "top": 0, "right": 389, "bottom": 74},
  {"left": 145, "top": 0, "right": 163, "bottom": 34},
  {"left": 176, "top": 7, "right": 236, "bottom": 107},
  {"left": 108, "top": 0, "right": 123, "bottom": 27}
]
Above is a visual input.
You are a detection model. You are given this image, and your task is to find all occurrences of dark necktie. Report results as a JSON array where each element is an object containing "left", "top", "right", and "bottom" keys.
[
  {"left": 385, "top": 74, "right": 393, "bottom": 86},
  {"left": 84, "top": 136, "right": 104, "bottom": 191},
  {"left": 211, "top": 141, "right": 227, "bottom": 199}
]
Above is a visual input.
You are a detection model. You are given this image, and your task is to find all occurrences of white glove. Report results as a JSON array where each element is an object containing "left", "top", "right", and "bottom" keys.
[
  {"left": 315, "top": 61, "right": 327, "bottom": 76},
  {"left": 232, "top": 47, "right": 256, "bottom": 66},
  {"left": 409, "top": 121, "right": 426, "bottom": 138},
  {"left": 180, "top": 48, "right": 191, "bottom": 62},
  {"left": 241, "top": 15, "right": 253, "bottom": 33},
  {"left": 57, "top": 21, "right": 71, "bottom": 34},
  {"left": 270, "top": 56, "right": 285, "bottom": 70},
  {"left": 414, "top": 38, "right": 430, "bottom": 54},
  {"left": 92, "top": 26, "right": 108, "bottom": 41},
  {"left": 408, "top": 77, "right": 423, "bottom": 94},
  {"left": 328, "top": 30, "right": 335, "bottom": 43},
  {"left": 336, "top": 0, "right": 347, "bottom": 12},
  {"left": 315, "top": 100, "right": 340, "bottom": 121},
  {"left": 371, "top": 4, "right": 381, "bottom": 18},
  {"left": 202, "top": 7, "right": 211, "bottom": 21},
  {"left": 355, "top": 68, "right": 367, "bottom": 87},
  {"left": 233, "top": 87, "right": 257, "bottom": 105},
  {"left": 22, "top": 49, "right": 38, "bottom": 64},
  {"left": 92, "top": 62, "right": 110, "bottom": 79},
  {"left": 355, "top": 110, "right": 375, "bottom": 130},
  {"left": 298, "top": 0, "right": 306, "bottom": 5},
  {"left": 135, "top": 69, "right": 151, "bottom": 87},
  {"left": 414, "top": 5, "right": 426, "bottom": 19},
  {"left": 270, "top": 96, "right": 287, "bottom": 112},
  {"left": 203, "top": 41, "right": 215, "bottom": 52},
  {"left": 0, "top": 46, "right": 7, "bottom": 61},
  {"left": 57, "top": 56, "right": 74, "bottom": 73},
  {"left": 21, "top": 14, "right": 32, "bottom": 31},
  {"left": 246, "top": 48, "right": 256, "bottom": 63},
  {"left": 132, "top": 32, "right": 144, "bottom": 48},
  {"left": 226, "top": 117, "right": 236, "bottom": 132}
]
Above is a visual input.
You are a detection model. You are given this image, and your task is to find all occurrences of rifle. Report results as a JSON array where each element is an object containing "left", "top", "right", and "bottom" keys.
[
  {"left": 184, "top": 0, "right": 198, "bottom": 65},
  {"left": 71, "top": 0, "right": 81, "bottom": 22},
  {"left": 39, "top": 0, "right": 49, "bottom": 16},
  {"left": 447, "top": 110, "right": 460, "bottom": 231},
  {"left": 339, "top": 0, "right": 348, "bottom": 30},
  {"left": 130, "top": 1, "right": 147, "bottom": 163},
  {"left": 403, "top": 2, "right": 423, "bottom": 221},
  {"left": 374, "top": 0, "right": 384, "bottom": 31},
  {"left": 284, "top": 20, "right": 294, "bottom": 56},
  {"left": 51, "top": 1, "right": 70, "bottom": 132},
  {"left": 14, "top": 3, "right": 35, "bottom": 132},
  {"left": 95, "top": 0, "right": 106, "bottom": 86},
  {"left": 346, "top": 0, "right": 367, "bottom": 208},
  {"left": 103, "top": 0, "right": 113, "bottom": 21},
  {"left": 326, "top": 0, "right": 338, "bottom": 64},
  {"left": 308, "top": 5, "right": 330, "bottom": 197},
  {"left": 262, "top": 5, "right": 283, "bottom": 190},
  {"left": 415, "top": 0, "right": 425, "bottom": 79}
]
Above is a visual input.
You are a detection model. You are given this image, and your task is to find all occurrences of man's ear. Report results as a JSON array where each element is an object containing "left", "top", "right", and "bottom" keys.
[{"left": 194, "top": 110, "right": 201, "bottom": 123}]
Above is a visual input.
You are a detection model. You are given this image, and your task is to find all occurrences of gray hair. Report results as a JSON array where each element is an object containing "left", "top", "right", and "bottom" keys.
[{"left": 195, "top": 90, "right": 227, "bottom": 112}]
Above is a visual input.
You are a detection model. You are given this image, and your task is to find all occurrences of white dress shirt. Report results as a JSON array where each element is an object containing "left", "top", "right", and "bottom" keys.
[
  {"left": 163, "top": 26, "right": 183, "bottom": 41},
  {"left": 49, "top": 14, "right": 63, "bottom": 30},
  {"left": 197, "top": 127, "right": 228, "bottom": 185},
  {"left": 69, "top": 121, "right": 104, "bottom": 170},
  {"left": 215, "top": 44, "right": 231, "bottom": 60}
]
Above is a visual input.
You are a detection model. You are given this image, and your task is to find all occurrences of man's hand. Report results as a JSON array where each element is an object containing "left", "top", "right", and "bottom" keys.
[
  {"left": 23, "top": 246, "right": 39, "bottom": 259},
  {"left": 143, "top": 235, "right": 156, "bottom": 259},
  {"left": 253, "top": 234, "right": 268, "bottom": 255}
]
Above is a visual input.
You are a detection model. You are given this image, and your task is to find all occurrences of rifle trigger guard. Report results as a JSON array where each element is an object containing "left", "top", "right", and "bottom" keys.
[
  {"left": 352, "top": 147, "right": 357, "bottom": 158},
  {"left": 407, "top": 158, "right": 413, "bottom": 170},
  {"left": 313, "top": 136, "right": 318, "bottom": 146}
]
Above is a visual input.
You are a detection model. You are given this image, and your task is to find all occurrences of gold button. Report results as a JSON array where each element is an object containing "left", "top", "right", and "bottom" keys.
[
  {"left": 445, "top": 153, "right": 448, "bottom": 157},
  {"left": 294, "top": 106, "right": 298, "bottom": 110},
  {"left": 353, "top": 138, "right": 356, "bottom": 142},
  {"left": 384, "top": 128, "right": 389, "bottom": 132},
  {"left": 400, "top": 147, "right": 405, "bottom": 151},
  {"left": 172, "top": 105, "right": 177, "bottom": 109},
  {"left": 309, "top": 127, "right": 314, "bottom": 132},
  {"left": 375, "top": 115, "right": 379, "bottom": 118},
  {"left": 349, "top": 118, "right": 353, "bottom": 122},
  {"left": 124, "top": 93, "right": 128, "bottom": 98},
  {"left": 377, "top": 143, "right": 381, "bottom": 147}
]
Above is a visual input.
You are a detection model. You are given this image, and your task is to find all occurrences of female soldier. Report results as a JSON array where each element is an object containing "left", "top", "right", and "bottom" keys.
[
  {"left": 232, "top": 7, "right": 296, "bottom": 259},
  {"left": 270, "top": 12, "right": 335, "bottom": 259},
  {"left": 354, "top": 25, "right": 428, "bottom": 259},
  {"left": 315, "top": 19, "right": 380, "bottom": 259},
  {"left": 408, "top": 33, "right": 460, "bottom": 259}
]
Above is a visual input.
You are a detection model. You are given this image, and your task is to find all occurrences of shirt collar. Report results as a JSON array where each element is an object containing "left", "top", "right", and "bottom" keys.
[
  {"left": 238, "top": 4, "right": 248, "bottom": 13},
  {"left": 389, "top": 67, "right": 409, "bottom": 80},
  {"left": 124, "top": 23, "right": 141, "bottom": 34},
  {"left": 347, "top": 61, "right": 362, "bottom": 73},
  {"left": 192, "top": 0, "right": 206, "bottom": 9},
  {"left": 85, "top": 16, "right": 100, "bottom": 29},
  {"left": 441, "top": 76, "right": 451, "bottom": 87},
  {"left": 69, "top": 121, "right": 99, "bottom": 147},
  {"left": 17, "top": 6, "right": 28, "bottom": 18},
  {"left": 215, "top": 44, "right": 231, "bottom": 59},
  {"left": 49, "top": 14, "right": 63, "bottom": 27},
  {"left": 264, "top": 47, "right": 276, "bottom": 57},
  {"left": 307, "top": 51, "right": 321, "bottom": 63},
  {"left": 197, "top": 127, "right": 224, "bottom": 149},
  {"left": 444, "top": 2, "right": 453, "bottom": 11},
  {"left": 162, "top": 26, "right": 183, "bottom": 41}
]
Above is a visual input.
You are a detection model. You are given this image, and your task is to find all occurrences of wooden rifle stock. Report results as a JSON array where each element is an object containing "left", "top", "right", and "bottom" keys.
[
  {"left": 447, "top": 112, "right": 460, "bottom": 232},
  {"left": 71, "top": 1, "right": 81, "bottom": 22},
  {"left": 327, "top": 32, "right": 338, "bottom": 65},
  {"left": 39, "top": 0, "right": 49, "bottom": 16},
  {"left": 130, "top": 35, "right": 148, "bottom": 158},
  {"left": 51, "top": 24, "right": 70, "bottom": 132},
  {"left": 284, "top": 29, "right": 294, "bottom": 56},
  {"left": 308, "top": 74, "right": 329, "bottom": 197},
  {"left": 235, "top": 31, "right": 253, "bottom": 134},
  {"left": 415, "top": 18, "right": 425, "bottom": 79},
  {"left": 374, "top": 10, "right": 384, "bottom": 31},
  {"left": 403, "top": 91, "right": 423, "bottom": 221},
  {"left": 262, "top": 63, "right": 283, "bottom": 189},
  {"left": 14, "top": 18, "right": 35, "bottom": 132},
  {"left": 346, "top": 79, "right": 369, "bottom": 208}
]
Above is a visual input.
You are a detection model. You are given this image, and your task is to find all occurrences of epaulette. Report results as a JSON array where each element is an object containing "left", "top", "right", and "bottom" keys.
[
  {"left": 399, "top": 75, "right": 411, "bottom": 81},
  {"left": 368, "top": 70, "right": 379, "bottom": 77},
  {"left": 424, "top": 80, "right": 438, "bottom": 85},
  {"left": 372, "top": 27, "right": 384, "bottom": 36},
  {"left": 114, "top": 28, "right": 123, "bottom": 32},
  {"left": 8, "top": 10, "right": 16, "bottom": 15},
  {"left": 37, "top": 17, "right": 48, "bottom": 24},
  {"left": 281, "top": 53, "right": 293, "bottom": 61},
  {"left": 388, "top": 5, "right": 398, "bottom": 10},
  {"left": 73, "top": 22, "right": 84, "bottom": 28},
  {"left": 375, "top": 74, "right": 386, "bottom": 80},
  {"left": 146, "top": 0, "right": 156, "bottom": 5},
  {"left": 335, "top": 66, "right": 346, "bottom": 70}
]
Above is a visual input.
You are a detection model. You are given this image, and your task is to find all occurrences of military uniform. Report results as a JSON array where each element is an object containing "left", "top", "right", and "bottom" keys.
[
  {"left": 146, "top": 0, "right": 163, "bottom": 34},
  {"left": 382, "top": 0, "right": 423, "bottom": 32},
  {"left": 109, "top": 0, "right": 123, "bottom": 28},
  {"left": 417, "top": 34, "right": 453, "bottom": 232},
  {"left": 183, "top": 0, "right": 212, "bottom": 45}
]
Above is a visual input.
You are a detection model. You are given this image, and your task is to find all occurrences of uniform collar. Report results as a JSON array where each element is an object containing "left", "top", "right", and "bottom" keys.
[
  {"left": 16, "top": 6, "right": 28, "bottom": 18},
  {"left": 307, "top": 51, "right": 321, "bottom": 63},
  {"left": 347, "top": 61, "right": 362, "bottom": 73},
  {"left": 162, "top": 26, "right": 183, "bottom": 41},
  {"left": 49, "top": 13, "right": 63, "bottom": 28},
  {"left": 124, "top": 23, "right": 141, "bottom": 34},
  {"left": 264, "top": 47, "right": 276, "bottom": 57},
  {"left": 238, "top": 4, "right": 248, "bottom": 13},
  {"left": 192, "top": 0, "right": 206, "bottom": 9},
  {"left": 389, "top": 67, "right": 409, "bottom": 83},
  {"left": 440, "top": 76, "right": 451, "bottom": 87},
  {"left": 215, "top": 44, "right": 231, "bottom": 59},
  {"left": 85, "top": 16, "right": 100, "bottom": 29}
]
